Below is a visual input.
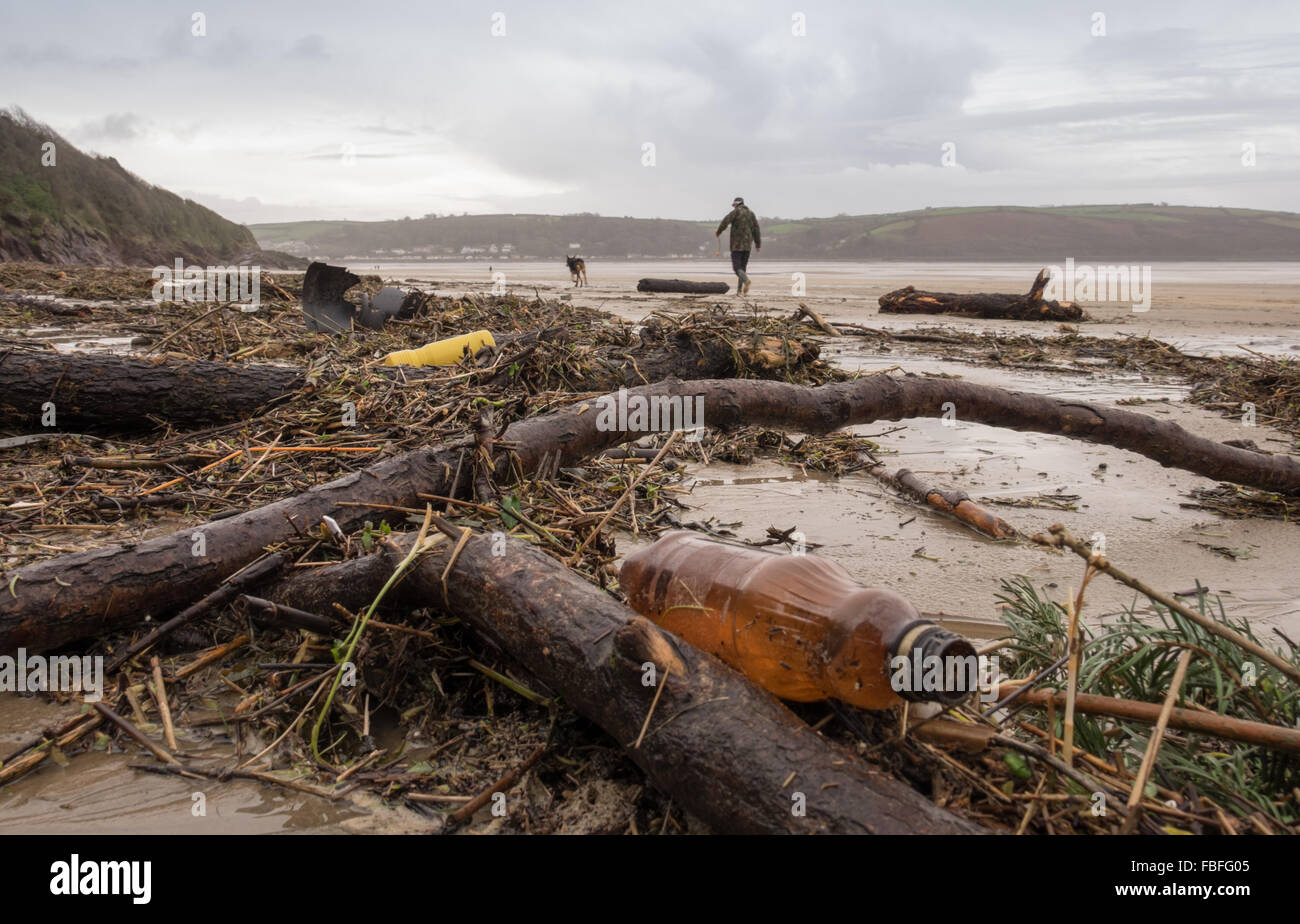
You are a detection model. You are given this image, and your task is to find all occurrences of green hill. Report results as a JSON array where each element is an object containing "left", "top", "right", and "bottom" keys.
[
  {"left": 252, "top": 204, "right": 1300, "bottom": 262},
  {"left": 0, "top": 107, "right": 265, "bottom": 266}
]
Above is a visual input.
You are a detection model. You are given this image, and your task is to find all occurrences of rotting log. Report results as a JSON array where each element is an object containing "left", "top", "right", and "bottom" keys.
[
  {"left": 636, "top": 279, "right": 730, "bottom": 295},
  {"left": 0, "top": 350, "right": 302, "bottom": 432},
  {"left": 268, "top": 530, "right": 986, "bottom": 834},
  {"left": 5, "top": 374, "right": 1298, "bottom": 655},
  {"left": 879, "top": 269, "right": 1083, "bottom": 321},
  {"left": 867, "top": 465, "right": 1017, "bottom": 539}
]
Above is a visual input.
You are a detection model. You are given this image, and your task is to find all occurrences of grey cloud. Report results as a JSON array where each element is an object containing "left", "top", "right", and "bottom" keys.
[
  {"left": 290, "top": 34, "right": 328, "bottom": 58},
  {"left": 76, "top": 112, "right": 144, "bottom": 142},
  {"left": 1, "top": 0, "right": 1294, "bottom": 220}
]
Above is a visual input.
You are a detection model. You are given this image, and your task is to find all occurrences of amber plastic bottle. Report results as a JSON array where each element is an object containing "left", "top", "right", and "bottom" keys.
[{"left": 619, "top": 531, "right": 976, "bottom": 709}]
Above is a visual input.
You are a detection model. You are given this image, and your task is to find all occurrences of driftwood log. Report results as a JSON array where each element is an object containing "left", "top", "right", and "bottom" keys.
[
  {"left": 636, "top": 279, "right": 730, "bottom": 295},
  {"left": 0, "top": 350, "right": 303, "bottom": 432},
  {"left": 265, "top": 530, "right": 985, "bottom": 834},
  {"left": 879, "top": 269, "right": 1083, "bottom": 321},
  {"left": 4, "top": 375, "right": 1298, "bottom": 654},
  {"left": 0, "top": 332, "right": 814, "bottom": 433}
]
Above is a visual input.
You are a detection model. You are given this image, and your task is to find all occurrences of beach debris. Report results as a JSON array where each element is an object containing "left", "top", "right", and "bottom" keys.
[
  {"left": 301, "top": 261, "right": 361, "bottom": 332},
  {"left": 866, "top": 465, "right": 1018, "bottom": 539},
  {"left": 358, "top": 285, "right": 407, "bottom": 329},
  {"left": 2, "top": 263, "right": 1296, "bottom": 835},
  {"left": 1011, "top": 687, "right": 1300, "bottom": 754},
  {"left": 1038, "top": 523, "right": 1300, "bottom": 684},
  {"left": 793, "top": 302, "right": 840, "bottom": 336},
  {"left": 382, "top": 330, "right": 496, "bottom": 367},
  {"left": 879, "top": 269, "right": 1084, "bottom": 321},
  {"left": 620, "top": 530, "right": 978, "bottom": 708},
  {"left": 302, "top": 265, "right": 420, "bottom": 331},
  {"left": 636, "top": 278, "right": 729, "bottom": 294}
]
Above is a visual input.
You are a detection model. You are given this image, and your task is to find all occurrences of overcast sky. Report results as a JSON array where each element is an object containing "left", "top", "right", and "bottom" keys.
[{"left": 4, "top": 0, "right": 1298, "bottom": 224}]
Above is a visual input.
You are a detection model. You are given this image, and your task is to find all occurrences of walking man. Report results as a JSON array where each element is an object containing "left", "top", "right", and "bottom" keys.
[{"left": 715, "top": 196, "right": 761, "bottom": 295}]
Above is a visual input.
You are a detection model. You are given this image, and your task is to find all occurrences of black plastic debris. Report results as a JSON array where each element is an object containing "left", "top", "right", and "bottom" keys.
[
  {"left": 301, "top": 262, "right": 362, "bottom": 333},
  {"left": 358, "top": 285, "right": 406, "bottom": 329}
]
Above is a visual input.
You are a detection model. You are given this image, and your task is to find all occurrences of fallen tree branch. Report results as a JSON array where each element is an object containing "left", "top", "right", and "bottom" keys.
[
  {"left": 866, "top": 465, "right": 1017, "bottom": 539},
  {"left": 1013, "top": 687, "right": 1300, "bottom": 754},
  {"left": 267, "top": 530, "right": 986, "bottom": 834},
  {"left": 5, "top": 374, "right": 1298, "bottom": 654}
]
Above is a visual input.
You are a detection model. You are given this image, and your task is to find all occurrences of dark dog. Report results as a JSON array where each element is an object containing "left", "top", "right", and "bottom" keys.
[{"left": 566, "top": 255, "right": 587, "bottom": 287}]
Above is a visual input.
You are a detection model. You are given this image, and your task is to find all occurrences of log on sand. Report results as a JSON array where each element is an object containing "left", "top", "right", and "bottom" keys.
[
  {"left": 4, "top": 375, "right": 1298, "bottom": 654},
  {"left": 0, "top": 350, "right": 302, "bottom": 432},
  {"left": 879, "top": 269, "right": 1084, "bottom": 321},
  {"left": 0, "top": 333, "right": 815, "bottom": 433},
  {"left": 266, "top": 530, "right": 985, "bottom": 834},
  {"left": 636, "top": 279, "right": 730, "bottom": 295}
]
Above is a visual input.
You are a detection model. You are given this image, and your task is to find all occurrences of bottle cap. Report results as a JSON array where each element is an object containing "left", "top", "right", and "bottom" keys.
[{"left": 889, "top": 622, "right": 979, "bottom": 705}]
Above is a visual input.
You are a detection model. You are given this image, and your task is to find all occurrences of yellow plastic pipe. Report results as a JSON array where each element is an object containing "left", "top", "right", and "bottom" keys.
[{"left": 381, "top": 330, "right": 495, "bottom": 367}]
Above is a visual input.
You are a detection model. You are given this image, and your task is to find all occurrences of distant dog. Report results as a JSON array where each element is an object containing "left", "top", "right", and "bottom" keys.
[{"left": 566, "top": 255, "right": 587, "bottom": 287}]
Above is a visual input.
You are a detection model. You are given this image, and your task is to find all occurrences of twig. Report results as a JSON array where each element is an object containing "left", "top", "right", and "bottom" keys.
[
  {"left": 449, "top": 743, "right": 548, "bottom": 825},
  {"left": 150, "top": 656, "right": 178, "bottom": 752},
  {"left": 634, "top": 663, "right": 672, "bottom": 749},
  {"left": 94, "top": 701, "right": 179, "bottom": 765},
  {"left": 174, "top": 634, "right": 250, "bottom": 680},
  {"left": 1120, "top": 648, "right": 1194, "bottom": 834},
  {"left": 1062, "top": 565, "right": 1096, "bottom": 765}
]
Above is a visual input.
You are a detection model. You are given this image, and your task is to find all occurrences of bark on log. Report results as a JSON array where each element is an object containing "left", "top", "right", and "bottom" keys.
[
  {"left": 636, "top": 279, "right": 730, "bottom": 294},
  {"left": 5, "top": 374, "right": 1297, "bottom": 655},
  {"left": 867, "top": 465, "right": 1017, "bottom": 539},
  {"left": 879, "top": 269, "right": 1084, "bottom": 321},
  {"left": 0, "top": 350, "right": 302, "bottom": 431},
  {"left": 268, "top": 531, "right": 986, "bottom": 834}
]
